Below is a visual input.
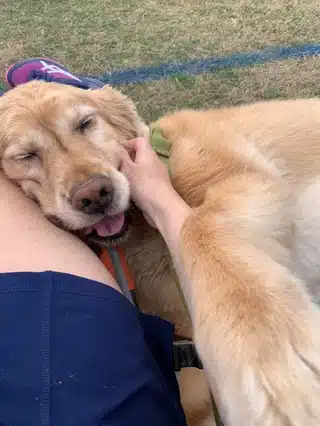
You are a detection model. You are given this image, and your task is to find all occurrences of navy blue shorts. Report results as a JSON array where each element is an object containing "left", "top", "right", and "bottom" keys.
[{"left": 0, "top": 271, "right": 187, "bottom": 426}]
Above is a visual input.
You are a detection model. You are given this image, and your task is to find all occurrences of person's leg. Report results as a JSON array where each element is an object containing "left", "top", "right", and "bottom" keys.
[
  {"left": 0, "top": 174, "right": 187, "bottom": 426},
  {"left": 0, "top": 172, "right": 119, "bottom": 288}
]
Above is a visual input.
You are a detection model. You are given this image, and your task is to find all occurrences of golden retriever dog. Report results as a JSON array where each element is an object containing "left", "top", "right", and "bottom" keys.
[
  {"left": 0, "top": 81, "right": 320, "bottom": 426},
  {"left": 0, "top": 81, "right": 214, "bottom": 426}
]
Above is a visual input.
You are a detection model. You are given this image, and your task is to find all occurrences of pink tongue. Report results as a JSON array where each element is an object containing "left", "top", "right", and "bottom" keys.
[{"left": 85, "top": 213, "right": 125, "bottom": 237}]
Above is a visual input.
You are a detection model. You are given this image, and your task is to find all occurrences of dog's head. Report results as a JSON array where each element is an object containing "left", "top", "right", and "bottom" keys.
[{"left": 0, "top": 81, "right": 149, "bottom": 245}]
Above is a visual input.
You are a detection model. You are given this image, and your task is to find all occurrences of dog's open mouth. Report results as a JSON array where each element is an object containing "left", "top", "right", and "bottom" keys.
[{"left": 83, "top": 212, "right": 129, "bottom": 244}]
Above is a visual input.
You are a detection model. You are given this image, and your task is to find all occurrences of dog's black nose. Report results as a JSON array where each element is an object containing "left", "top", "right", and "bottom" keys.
[{"left": 71, "top": 175, "right": 114, "bottom": 214}]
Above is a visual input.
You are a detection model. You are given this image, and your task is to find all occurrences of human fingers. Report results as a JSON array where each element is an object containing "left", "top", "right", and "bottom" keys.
[{"left": 129, "top": 137, "right": 156, "bottom": 164}]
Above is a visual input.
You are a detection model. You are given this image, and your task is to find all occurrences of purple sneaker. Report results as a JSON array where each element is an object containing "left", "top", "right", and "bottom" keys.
[{"left": 6, "top": 58, "right": 104, "bottom": 90}]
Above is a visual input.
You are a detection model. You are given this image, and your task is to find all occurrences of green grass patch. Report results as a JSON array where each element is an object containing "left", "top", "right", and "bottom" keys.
[
  {"left": 0, "top": 0, "right": 319, "bottom": 79},
  {"left": 0, "top": 0, "right": 319, "bottom": 114},
  {"left": 121, "top": 58, "right": 320, "bottom": 122}
]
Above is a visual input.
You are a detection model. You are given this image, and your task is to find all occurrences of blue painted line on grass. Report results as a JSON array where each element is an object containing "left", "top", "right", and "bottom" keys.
[{"left": 94, "top": 44, "right": 320, "bottom": 86}]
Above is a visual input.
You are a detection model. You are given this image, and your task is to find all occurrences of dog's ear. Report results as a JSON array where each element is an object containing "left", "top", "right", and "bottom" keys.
[
  {"left": 89, "top": 85, "right": 149, "bottom": 140},
  {"left": 0, "top": 96, "right": 11, "bottom": 159}
]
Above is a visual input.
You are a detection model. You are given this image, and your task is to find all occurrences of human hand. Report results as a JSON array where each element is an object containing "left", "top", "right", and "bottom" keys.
[{"left": 120, "top": 137, "right": 178, "bottom": 227}]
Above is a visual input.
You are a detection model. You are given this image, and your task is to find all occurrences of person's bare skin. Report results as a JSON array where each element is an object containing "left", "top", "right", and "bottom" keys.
[
  {"left": 121, "top": 137, "right": 192, "bottom": 304},
  {"left": 0, "top": 172, "right": 121, "bottom": 292},
  {"left": 0, "top": 136, "right": 188, "bottom": 300}
]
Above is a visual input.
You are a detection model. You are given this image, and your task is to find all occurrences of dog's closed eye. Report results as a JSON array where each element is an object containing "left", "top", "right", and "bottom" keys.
[
  {"left": 15, "top": 151, "right": 39, "bottom": 161},
  {"left": 3, "top": 143, "right": 41, "bottom": 164},
  {"left": 77, "top": 116, "right": 94, "bottom": 134}
]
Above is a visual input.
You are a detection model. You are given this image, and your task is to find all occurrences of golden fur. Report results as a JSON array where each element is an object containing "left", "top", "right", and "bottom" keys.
[
  {"left": 0, "top": 81, "right": 320, "bottom": 425},
  {"left": 0, "top": 82, "right": 148, "bottom": 229}
]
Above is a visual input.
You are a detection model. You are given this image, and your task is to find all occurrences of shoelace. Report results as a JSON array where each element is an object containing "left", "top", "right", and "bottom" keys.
[
  {"left": 28, "top": 70, "right": 89, "bottom": 89},
  {"left": 29, "top": 70, "right": 53, "bottom": 82}
]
